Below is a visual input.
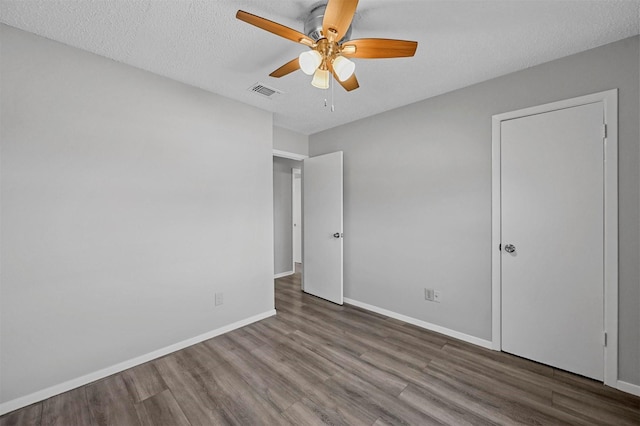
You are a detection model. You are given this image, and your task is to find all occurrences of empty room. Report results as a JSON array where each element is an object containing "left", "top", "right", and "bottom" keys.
[{"left": 1, "top": 0, "right": 639, "bottom": 425}]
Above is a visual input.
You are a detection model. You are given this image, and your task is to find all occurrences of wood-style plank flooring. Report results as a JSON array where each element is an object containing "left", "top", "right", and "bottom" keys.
[{"left": 2, "top": 268, "right": 639, "bottom": 425}]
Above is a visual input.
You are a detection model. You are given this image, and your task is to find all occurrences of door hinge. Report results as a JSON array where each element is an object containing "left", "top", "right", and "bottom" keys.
[
  {"left": 499, "top": 243, "right": 501, "bottom": 251},
  {"left": 603, "top": 332, "right": 607, "bottom": 347},
  {"left": 602, "top": 124, "right": 607, "bottom": 139}
]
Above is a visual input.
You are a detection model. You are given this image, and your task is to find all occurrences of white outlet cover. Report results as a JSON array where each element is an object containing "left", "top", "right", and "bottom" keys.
[
  {"left": 215, "top": 292, "right": 224, "bottom": 306},
  {"left": 434, "top": 291, "right": 441, "bottom": 303},
  {"left": 425, "top": 288, "right": 434, "bottom": 301}
]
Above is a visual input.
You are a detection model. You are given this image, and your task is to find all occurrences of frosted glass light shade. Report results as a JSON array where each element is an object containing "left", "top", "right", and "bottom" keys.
[
  {"left": 333, "top": 56, "right": 355, "bottom": 82},
  {"left": 311, "top": 68, "right": 330, "bottom": 89},
  {"left": 299, "top": 50, "right": 322, "bottom": 75}
]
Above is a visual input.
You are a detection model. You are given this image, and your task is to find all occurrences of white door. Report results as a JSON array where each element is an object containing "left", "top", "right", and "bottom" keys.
[
  {"left": 292, "top": 169, "right": 302, "bottom": 264},
  {"left": 501, "top": 102, "right": 605, "bottom": 380},
  {"left": 303, "top": 151, "right": 343, "bottom": 305}
]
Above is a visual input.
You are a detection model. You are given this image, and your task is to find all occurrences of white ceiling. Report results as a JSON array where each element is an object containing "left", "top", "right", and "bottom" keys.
[{"left": 1, "top": 1, "right": 639, "bottom": 135}]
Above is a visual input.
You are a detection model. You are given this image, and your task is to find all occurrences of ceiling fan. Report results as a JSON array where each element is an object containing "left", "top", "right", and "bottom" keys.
[{"left": 236, "top": 0, "right": 418, "bottom": 91}]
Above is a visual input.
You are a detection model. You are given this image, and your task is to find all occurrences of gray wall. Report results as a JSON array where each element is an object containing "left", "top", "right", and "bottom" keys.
[
  {"left": 273, "top": 126, "right": 309, "bottom": 156},
  {"left": 0, "top": 25, "right": 274, "bottom": 404},
  {"left": 310, "top": 36, "right": 640, "bottom": 385},
  {"left": 273, "top": 157, "right": 302, "bottom": 275}
]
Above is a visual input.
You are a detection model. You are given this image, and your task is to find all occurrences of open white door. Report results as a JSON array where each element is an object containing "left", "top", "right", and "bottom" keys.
[{"left": 303, "top": 151, "right": 343, "bottom": 305}]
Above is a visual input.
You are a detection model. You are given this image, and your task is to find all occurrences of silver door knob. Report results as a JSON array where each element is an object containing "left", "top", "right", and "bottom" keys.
[
  {"left": 333, "top": 232, "right": 343, "bottom": 238},
  {"left": 504, "top": 244, "right": 516, "bottom": 253}
]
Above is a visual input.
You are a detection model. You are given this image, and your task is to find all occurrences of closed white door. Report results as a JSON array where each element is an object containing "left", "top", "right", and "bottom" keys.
[
  {"left": 303, "top": 152, "right": 343, "bottom": 305},
  {"left": 501, "top": 102, "right": 605, "bottom": 380}
]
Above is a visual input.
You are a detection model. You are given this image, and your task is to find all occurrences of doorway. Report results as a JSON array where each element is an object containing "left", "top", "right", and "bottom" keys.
[
  {"left": 273, "top": 156, "right": 304, "bottom": 279},
  {"left": 491, "top": 90, "right": 618, "bottom": 386},
  {"left": 292, "top": 168, "right": 302, "bottom": 269}
]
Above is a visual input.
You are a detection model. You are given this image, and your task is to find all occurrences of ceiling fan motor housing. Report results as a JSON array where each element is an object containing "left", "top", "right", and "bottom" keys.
[{"left": 304, "top": 4, "right": 352, "bottom": 42}]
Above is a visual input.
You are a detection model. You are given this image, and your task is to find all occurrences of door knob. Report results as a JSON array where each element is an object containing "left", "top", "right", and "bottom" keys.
[
  {"left": 504, "top": 244, "right": 516, "bottom": 253},
  {"left": 333, "top": 232, "right": 343, "bottom": 238}
]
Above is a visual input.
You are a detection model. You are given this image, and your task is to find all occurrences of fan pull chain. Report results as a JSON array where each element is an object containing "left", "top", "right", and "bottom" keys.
[
  {"left": 331, "top": 75, "right": 335, "bottom": 112},
  {"left": 322, "top": 77, "right": 335, "bottom": 112}
]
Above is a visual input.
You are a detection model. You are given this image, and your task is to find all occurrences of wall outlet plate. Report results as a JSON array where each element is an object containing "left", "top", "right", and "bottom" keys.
[
  {"left": 425, "top": 288, "right": 434, "bottom": 301},
  {"left": 434, "top": 291, "right": 441, "bottom": 303},
  {"left": 215, "top": 292, "right": 224, "bottom": 306}
]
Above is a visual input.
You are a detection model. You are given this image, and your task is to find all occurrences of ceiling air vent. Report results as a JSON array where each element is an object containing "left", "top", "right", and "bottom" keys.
[{"left": 248, "top": 83, "right": 283, "bottom": 99}]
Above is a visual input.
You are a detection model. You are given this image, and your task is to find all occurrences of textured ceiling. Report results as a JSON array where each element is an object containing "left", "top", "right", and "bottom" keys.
[{"left": 1, "top": 0, "right": 639, "bottom": 135}]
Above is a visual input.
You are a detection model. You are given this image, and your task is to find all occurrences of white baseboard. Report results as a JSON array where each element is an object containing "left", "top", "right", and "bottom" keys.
[
  {"left": 617, "top": 380, "right": 640, "bottom": 397},
  {"left": 343, "top": 297, "right": 493, "bottom": 350},
  {"left": 0, "top": 309, "right": 276, "bottom": 416},
  {"left": 274, "top": 271, "right": 294, "bottom": 279}
]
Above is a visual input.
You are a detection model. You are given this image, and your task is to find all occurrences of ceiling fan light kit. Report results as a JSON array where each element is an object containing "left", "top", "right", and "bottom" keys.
[
  {"left": 299, "top": 50, "right": 323, "bottom": 75},
  {"left": 311, "top": 68, "right": 330, "bottom": 89},
  {"left": 332, "top": 56, "right": 355, "bottom": 82},
  {"left": 236, "top": 0, "right": 418, "bottom": 92}
]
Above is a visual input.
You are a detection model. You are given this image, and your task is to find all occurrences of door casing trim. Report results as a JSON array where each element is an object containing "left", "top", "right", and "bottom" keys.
[{"left": 491, "top": 89, "right": 618, "bottom": 388}]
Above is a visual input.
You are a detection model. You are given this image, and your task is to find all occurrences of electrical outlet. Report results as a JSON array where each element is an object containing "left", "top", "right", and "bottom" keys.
[
  {"left": 215, "top": 292, "right": 224, "bottom": 306},
  {"left": 434, "top": 291, "right": 441, "bottom": 303},
  {"left": 424, "top": 288, "right": 434, "bottom": 301}
]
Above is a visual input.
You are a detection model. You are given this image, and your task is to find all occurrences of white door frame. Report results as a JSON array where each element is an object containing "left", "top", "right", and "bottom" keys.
[
  {"left": 491, "top": 89, "right": 618, "bottom": 387},
  {"left": 273, "top": 149, "right": 308, "bottom": 161}
]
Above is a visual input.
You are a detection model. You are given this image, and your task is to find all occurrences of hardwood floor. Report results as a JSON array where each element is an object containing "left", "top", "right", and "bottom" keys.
[{"left": 2, "top": 270, "right": 639, "bottom": 425}]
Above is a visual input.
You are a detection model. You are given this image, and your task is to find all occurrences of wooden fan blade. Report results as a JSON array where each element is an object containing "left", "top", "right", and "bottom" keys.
[
  {"left": 341, "top": 38, "right": 418, "bottom": 59},
  {"left": 338, "top": 73, "right": 359, "bottom": 91},
  {"left": 329, "top": 63, "right": 359, "bottom": 91},
  {"left": 323, "top": 0, "right": 359, "bottom": 41},
  {"left": 269, "top": 58, "right": 300, "bottom": 78},
  {"left": 236, "top": 10, "right": 314, "bottom": 46}
]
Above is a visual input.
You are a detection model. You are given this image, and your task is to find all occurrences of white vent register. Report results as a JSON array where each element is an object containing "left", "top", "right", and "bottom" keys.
[{"left": 248, "top": 83, "right": 283, "bottom": 99}]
